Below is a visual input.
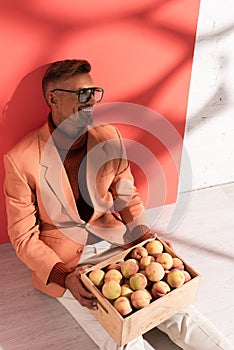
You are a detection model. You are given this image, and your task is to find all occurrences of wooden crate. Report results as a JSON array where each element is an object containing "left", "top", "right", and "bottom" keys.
[{"left": 81, "top": 238, "right": 200, "bottom": 346}]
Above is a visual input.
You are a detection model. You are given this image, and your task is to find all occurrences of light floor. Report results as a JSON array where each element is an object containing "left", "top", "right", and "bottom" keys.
[{"left": 0, "top": 182, "right": 234, "bottom": 350}]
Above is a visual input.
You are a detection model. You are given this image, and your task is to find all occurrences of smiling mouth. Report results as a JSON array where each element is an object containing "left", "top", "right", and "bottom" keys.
[
  {"left": 76, "top": 105, "right": 94, "bottom": 126},
  {"left": 78, "top": 105, "right": 93, "bottom": 113}
]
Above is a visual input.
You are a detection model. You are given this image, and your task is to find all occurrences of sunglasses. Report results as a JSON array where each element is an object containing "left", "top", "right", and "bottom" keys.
[{"left": 51, "top": 87, "right": 104, "bottom": 103}]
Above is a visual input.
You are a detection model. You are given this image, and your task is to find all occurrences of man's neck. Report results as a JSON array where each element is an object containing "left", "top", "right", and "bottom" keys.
[{"left": 48, "top": 113, "right": 87, "bottom": 150}]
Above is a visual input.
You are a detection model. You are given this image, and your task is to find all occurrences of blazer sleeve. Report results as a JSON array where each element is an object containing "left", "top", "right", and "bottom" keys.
[{"left": 3, "top": 153, "right": 63, "bottom": 284}]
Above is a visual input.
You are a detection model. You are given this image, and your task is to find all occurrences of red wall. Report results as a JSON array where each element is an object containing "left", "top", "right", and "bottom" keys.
[{"left": 0, "top": 0, "right": 200, "bottom": 244}]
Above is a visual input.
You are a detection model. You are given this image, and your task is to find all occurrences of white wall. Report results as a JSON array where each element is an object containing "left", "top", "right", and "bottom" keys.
[{"left": 179, "top": 0, "right": 234, "bottom": 192}]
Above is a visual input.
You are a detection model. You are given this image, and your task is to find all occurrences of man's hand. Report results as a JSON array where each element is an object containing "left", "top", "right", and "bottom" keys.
[
  {"left": 140, "top": 231, "right": 174, "bottom": 250},
  {"left": 157, "top": 235, "right": 174, "bottom": 250},
  {"left": 65, "top": 266, "right": 97, "bottom": 310},
  {"left": 141, "top": 230, "right": 157, "bottom": 240},
  {"left": 122, "top": 228, "right": 158, "bottom": 249}
]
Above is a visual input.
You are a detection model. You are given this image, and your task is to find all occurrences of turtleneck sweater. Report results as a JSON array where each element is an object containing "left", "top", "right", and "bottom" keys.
[
  {"left": 47, "top": 115, "right": 94, "bottom": 287},
  {"left": 48, "top": 114, "right": 94, "bottom": 221}
]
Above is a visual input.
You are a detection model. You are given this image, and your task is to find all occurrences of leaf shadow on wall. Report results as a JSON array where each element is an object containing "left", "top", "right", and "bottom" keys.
[{"left": 0, "top": 0, "right": 200, "bottom": 243}]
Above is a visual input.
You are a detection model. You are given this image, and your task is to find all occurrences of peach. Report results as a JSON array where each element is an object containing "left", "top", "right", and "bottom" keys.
[
  {"left": 131, "top": 246, "right": 148, "bottom": 261},
  {"left": 114, "top": 296, "right": 132, "bottom": 316},
  {"left": 167, "top": 269, "right": 185, "bottom": 288},
  {"left": 102, "top": 280, "right": 121, "bottom": 300},
  {"left": 121, "top": 259, "right": 139, "bottom": 278},
  {"left": 129, "top": 273, "right": 148, "bottom": 290},
  {"left": 106, "top": 263, "right": 122, "bottom": 272},
  {"left": 139, "top": 255, "right": 155, "bottom": 269},
  {"left": 104, "top": 269, "right": 123, "bottom": 283},
  {"left": 156, "top": 252, "right": 173, "bottom": 270},
  {"left": 121, "top": 283, "right": 134, "bottom": 298},
  {"left": 88, "top": 269, "right": 105, "bottom": 288},
  {"left": 131, "top": 289, "right": 152, "bottom": 309},
  {"left": 145, "top": 240, "right": 164, "bottom": 255},
  {"left": 139, "top": 270, "right": 152, "bottom": 288},
  {"left": 172, "top": 257, "right": 184, "bottom": 270},
  {"left": 145, "top": 262, "right": 165, "bottom": 282},
  {"left": 183, "top": 270, "right": 192, "bottom": 283},
  {"left": 151, "top": 281, "right": 170, "bottom": 298}
]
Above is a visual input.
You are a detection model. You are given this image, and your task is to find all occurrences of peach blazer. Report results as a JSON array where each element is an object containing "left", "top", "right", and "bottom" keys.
[{"left": 3, "top": 122, "right": 147, "bottom": 297}]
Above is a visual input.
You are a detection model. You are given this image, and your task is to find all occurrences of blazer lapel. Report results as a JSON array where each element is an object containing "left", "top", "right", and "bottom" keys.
[
  {"left": 86, "top": 125, "right": 113, "bottom": 215},
  {"left": 38, "top": 123, "right": 79, "bottom": 222}
]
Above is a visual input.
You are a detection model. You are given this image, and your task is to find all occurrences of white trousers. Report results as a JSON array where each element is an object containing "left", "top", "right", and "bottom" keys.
[{"left": 57, "top": 241, "right": 234, "bottom": 350}]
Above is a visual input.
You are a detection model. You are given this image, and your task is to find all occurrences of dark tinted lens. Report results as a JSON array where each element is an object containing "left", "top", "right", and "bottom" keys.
[
  {"left": 78, "top": 88, "right": 103, "bottom": 103},
  {"left": 78, "top": 89, "right": 92, "bottom": 103},
  {"left": 94, "top": 88, "right": 103, "bottom": 102}
]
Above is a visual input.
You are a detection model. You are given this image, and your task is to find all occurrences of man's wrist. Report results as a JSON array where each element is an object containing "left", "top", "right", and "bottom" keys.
[
  {"left": 48, "top": 262, "right": 70, "bottom": 288},
  {"left": 132, "top": 225, "right": 151, "bottom": 241},
  {"left": 121, "top": 225, "right": 153, "bottom": 249}
]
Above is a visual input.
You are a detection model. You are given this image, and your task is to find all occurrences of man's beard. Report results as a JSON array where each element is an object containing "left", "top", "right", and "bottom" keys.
[
  {"left": 77, "top": 107, "right": 93, "bottom": 127},
  {"left": 59, "top": 107, "right": 93, "bottom": 139}
]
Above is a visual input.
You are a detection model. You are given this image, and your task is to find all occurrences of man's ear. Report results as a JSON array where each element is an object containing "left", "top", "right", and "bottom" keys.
[{"left": 47, "top": 92, "right": 57, "bottom": 106}]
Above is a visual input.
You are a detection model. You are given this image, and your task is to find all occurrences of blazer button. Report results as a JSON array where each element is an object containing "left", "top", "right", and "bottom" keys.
[{"left": 76, "top": 247, "right": 83, "bottom": 254}]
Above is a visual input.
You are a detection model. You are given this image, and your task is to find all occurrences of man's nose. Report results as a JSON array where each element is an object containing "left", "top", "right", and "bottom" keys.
[{"left": 89, "top": 94, "right": 96, "bottom": 105}]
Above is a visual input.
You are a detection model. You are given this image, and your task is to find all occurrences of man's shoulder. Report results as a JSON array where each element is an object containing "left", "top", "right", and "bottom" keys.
[{"left": 6, "top": 123, "right": 47, "bottom": 158}]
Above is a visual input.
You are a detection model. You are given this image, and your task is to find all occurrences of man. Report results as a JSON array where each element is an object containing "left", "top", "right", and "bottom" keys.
[{"left": 3, "top": 59, "right": 233, "bottom": 350}]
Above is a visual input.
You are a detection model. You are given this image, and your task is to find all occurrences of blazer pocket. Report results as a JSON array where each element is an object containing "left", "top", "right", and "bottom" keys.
[
  {"left": 39, "top": 230, "right": 62, "bottom": 245},
  {"left": 40, "top": 229, "right": 83, "bottom": 269}
]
